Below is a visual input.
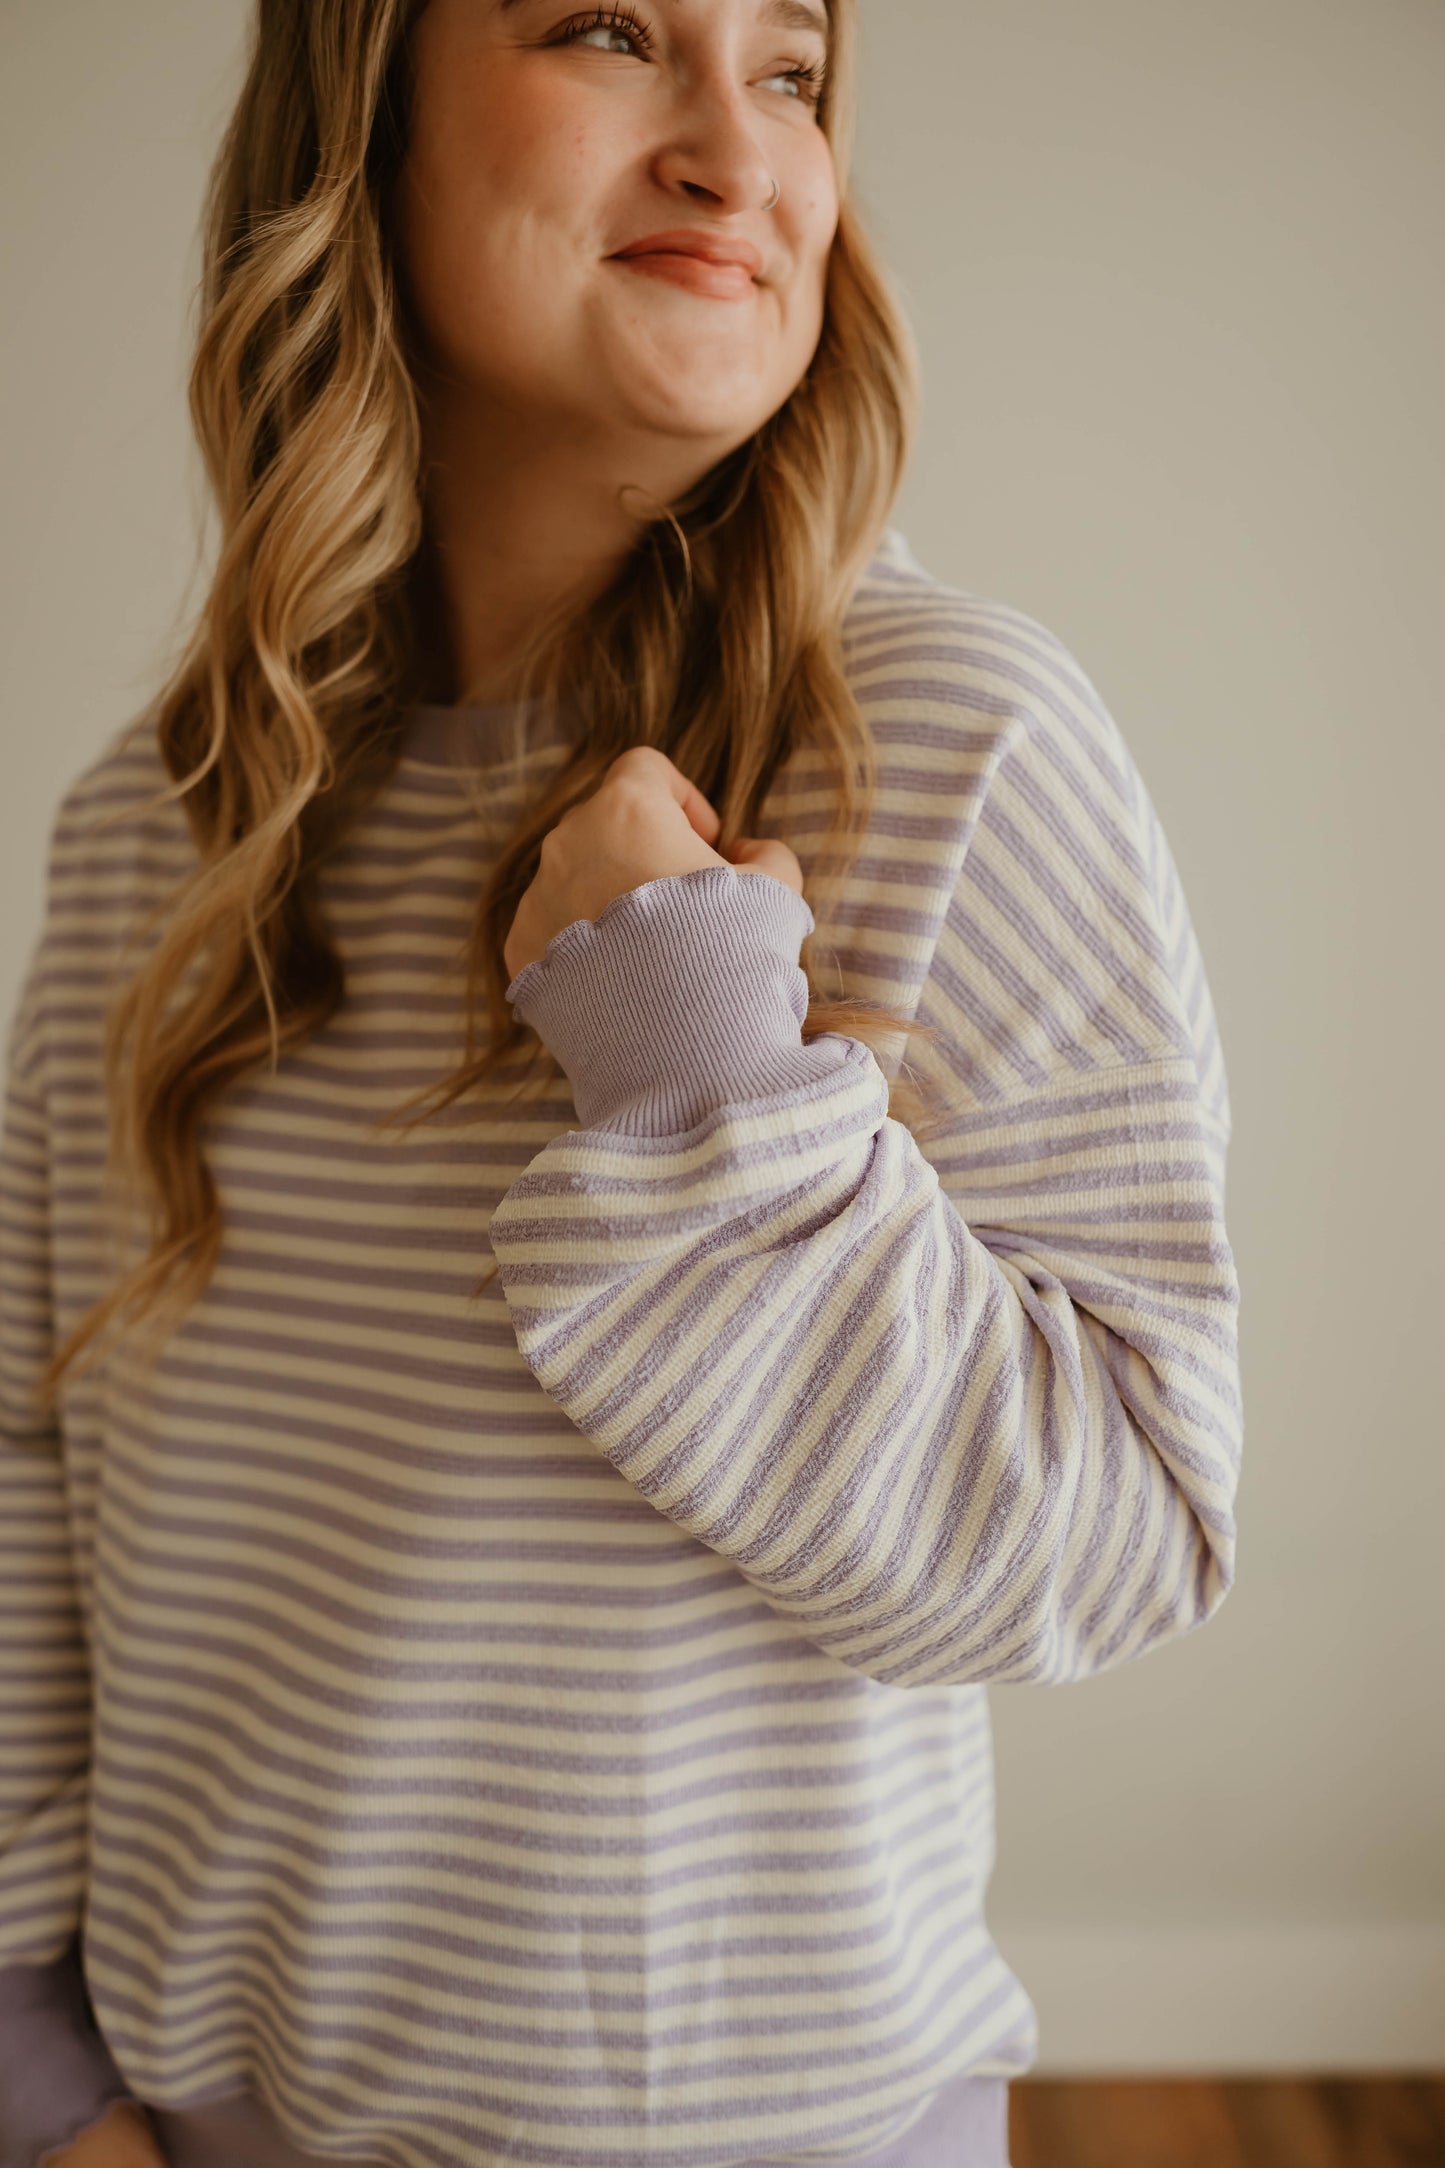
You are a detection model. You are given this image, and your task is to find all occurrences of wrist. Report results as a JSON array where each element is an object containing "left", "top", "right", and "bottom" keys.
[{"left": 505, "top": 863, "right": 846, "bottom": 1133}]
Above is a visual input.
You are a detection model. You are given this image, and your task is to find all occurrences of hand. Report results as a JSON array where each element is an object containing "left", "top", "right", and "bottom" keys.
[
  {"left": 41, "top": 2099, "right": 167, "bottom": 2168},
  {"left": 503, "top": 745, "right": 804, "bottom": 983}
]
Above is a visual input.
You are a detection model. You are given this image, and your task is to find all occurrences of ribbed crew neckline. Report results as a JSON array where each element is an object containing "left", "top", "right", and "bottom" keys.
[
  {"left": 394, "top": 529, "right": 923, "bottom": 775},
  {"left": 399, "top": 694, "right": 579, "bottom": 772}
]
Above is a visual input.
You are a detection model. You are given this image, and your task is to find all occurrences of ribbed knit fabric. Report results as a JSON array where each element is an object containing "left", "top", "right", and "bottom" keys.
[{"left": 0, "top": 528, "right": 1241, "bottom": 2168}]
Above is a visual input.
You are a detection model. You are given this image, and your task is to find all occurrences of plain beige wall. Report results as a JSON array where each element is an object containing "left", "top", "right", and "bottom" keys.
[{"left": 2, "top": 0, "right": 1441, "bottom": 2073}]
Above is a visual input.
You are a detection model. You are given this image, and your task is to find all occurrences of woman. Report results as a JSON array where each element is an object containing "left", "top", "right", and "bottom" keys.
[{"left": 0, "top": 1, "right": 1243, "bottom": 2165}]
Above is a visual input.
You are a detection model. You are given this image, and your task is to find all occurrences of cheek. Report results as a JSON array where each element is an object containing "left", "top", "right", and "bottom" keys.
[
  {"left": 792, "top": 197, "right": 839, "bottom": 331},
  {"left": 788, "top": 147, "right": 839, "bottom": 293},
  {"left": 455, "top": 74, "right": 594, "bottom": 203},
  {"left": 398, "top": 76, "right": 598, "bottom": 342}
]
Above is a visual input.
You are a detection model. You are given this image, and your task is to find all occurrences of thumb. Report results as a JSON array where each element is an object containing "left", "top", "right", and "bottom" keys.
[{"left": 724, "top": 835, "right": 805, "bottom": 898}]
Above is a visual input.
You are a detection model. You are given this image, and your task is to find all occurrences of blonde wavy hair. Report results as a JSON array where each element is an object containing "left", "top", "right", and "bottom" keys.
[{"left": 41, "top": 0, "right": 944, "bottom": 1407}]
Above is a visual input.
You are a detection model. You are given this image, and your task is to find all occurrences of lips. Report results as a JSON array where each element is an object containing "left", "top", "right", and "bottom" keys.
[{"left": 611, "top": 229, "right": 764, "bottom": 279}]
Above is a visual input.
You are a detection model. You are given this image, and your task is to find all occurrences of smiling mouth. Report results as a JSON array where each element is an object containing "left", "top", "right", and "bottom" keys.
[{"left": 610, "top": 253, "right": 760, "bottom": 300}]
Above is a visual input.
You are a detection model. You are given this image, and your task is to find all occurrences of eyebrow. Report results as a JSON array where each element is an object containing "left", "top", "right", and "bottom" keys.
[
  {"left": 497, "top": 0, "right": 830, "bottom": 45},
  {"left": 759, "top": 0, "right": 830, "bottom": 38}
]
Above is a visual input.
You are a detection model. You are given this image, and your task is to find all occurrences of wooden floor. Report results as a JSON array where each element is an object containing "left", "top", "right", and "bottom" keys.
[{"left": 1006, "top": 2078, "right": 1445, "bottom": 2167}]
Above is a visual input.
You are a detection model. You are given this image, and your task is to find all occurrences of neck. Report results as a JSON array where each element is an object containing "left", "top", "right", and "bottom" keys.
[{"left": 410, "top": 371, "right": 718, "bottom": 707}]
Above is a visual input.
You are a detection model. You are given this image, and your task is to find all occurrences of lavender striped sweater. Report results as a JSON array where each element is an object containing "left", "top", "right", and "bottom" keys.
[{"left": 0, "top": 529, "right": 1241, "bottom": 2168}]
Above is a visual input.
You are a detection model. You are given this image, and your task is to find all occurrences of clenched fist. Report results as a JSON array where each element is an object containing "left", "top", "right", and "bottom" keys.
[{"left": 503, "top": 745, "right": 803, "bottom": 985}]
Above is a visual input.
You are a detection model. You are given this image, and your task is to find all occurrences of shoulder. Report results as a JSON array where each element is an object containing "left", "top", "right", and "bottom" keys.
[
  {"left": 6, "top": 712, "right": 180, "bottom": 1088},
  {"left": 49, "top": 708, "right": 174, "bottom": 845},
  {"left": 41, "top": 708, "right": 194, "bottom": 952},
  {"left": 855, "top": 532, "right": 1231, "bottom": 1125},
  {"left": 847, "top": 528, "right": 1141, "bottom": 803},
  {"left": 844, "top": 530, "right": 1161, "bottom": 917}
]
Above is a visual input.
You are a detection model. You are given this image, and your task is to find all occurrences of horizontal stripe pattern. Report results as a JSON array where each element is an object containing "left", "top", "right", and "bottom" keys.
[{"left": 0, "top": 529, "right": 1239, "bottom": 2166}]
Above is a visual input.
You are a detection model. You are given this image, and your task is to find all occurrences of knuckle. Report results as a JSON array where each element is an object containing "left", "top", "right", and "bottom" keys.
[
  {"left": 599, "top": 774, "right": 654, "bottom": 823},
  {"left": 609, "top": 744, "right": 670, "bottom": 780}
]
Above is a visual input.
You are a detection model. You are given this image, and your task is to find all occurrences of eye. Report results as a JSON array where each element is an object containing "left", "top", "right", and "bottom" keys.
[
  {"left": 577, "top": 24, "right": 642, "bottom": 54},
  {"left": 554, "top": 7, "right": 654, "bottom": 59},
  {"left": 552, "top": 9, "right": 828, "bottom": 109},
  {"left": 760, "top": 60, "right": 828, "bottom": 107}
]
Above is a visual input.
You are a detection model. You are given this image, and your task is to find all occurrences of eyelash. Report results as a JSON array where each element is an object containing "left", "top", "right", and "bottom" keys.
[{"left": 551, "top": 7, "right": 829, "bottom": 110}]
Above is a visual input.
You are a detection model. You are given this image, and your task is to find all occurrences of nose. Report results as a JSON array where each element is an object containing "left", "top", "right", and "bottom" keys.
[{"left": 649, "top": 68, "right": 778, "bottom": 216}]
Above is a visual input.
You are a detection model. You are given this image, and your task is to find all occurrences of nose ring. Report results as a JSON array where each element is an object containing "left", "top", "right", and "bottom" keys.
[{"left": 763, "top": 174, "right": 781, "bottom": 212}]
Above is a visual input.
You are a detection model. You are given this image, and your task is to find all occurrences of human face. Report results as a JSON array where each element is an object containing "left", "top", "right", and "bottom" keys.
[{"left": 394, "top": 0, "right": 840, "bottom": 464}]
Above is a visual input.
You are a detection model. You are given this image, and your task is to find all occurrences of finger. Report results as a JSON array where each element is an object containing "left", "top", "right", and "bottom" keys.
[
  {"left": 608, "top": 744, "right": 720, "bottom": 845},
  {"left": 725, "top": 836, "right": 805, "bottom": 898},
  {"left": 680, "top": 781, "right": 722, "bottom": 846}
]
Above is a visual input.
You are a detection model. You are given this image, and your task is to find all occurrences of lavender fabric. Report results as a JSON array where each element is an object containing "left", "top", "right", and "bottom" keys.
[
  {"left": 4, "top": 1948, "right": 1009, "bottom": 2168},
  {"left": 0, "top": 529, "right": 1239, "bottom": 2167},
  {"left": 504, "top": 863, "right": 835, "bottom": 1133},
  {"left": 7, "top": 1948, "right": 1008, "bottom": 2167},
  {"left": 140, "top": 2069, "right": 1008, "bottom": 2167},
  {"left": 0, "top": 1947, "right": 133, "bottom": 2168}
]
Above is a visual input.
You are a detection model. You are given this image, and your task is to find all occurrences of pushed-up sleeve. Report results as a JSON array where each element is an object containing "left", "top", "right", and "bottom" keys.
[
  {"left": 487, "top": 647, "right": 1242, "bottom": 1692},
  {"left": 0, "top": 923, "right": 137, "bottom": 2166}
]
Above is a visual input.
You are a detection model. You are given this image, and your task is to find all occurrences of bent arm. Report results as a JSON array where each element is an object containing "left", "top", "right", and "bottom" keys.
[{"left": 488, "top": 865, "right": 1241, "bottom": 1688}]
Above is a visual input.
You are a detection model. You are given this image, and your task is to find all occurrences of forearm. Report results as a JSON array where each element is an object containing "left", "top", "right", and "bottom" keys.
[{"left": 491, "top": 872, "right": 1242, "bottom": 1687}]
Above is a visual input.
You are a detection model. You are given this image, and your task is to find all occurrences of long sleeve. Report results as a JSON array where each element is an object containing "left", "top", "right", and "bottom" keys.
[
  {"left": 487, "top": 671, "right": 1242, "bottom": 1692},
  {"left": 0, "top": 937, "right": 136, "bottom": 2166}
]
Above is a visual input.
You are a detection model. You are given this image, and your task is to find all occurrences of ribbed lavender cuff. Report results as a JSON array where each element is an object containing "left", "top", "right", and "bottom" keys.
[
  {"left": 504, "top": 864, "right": 850, "bottom": 1134},
  {"left": 0, "top": 1944, "right": 136, "bottom": 2168}
]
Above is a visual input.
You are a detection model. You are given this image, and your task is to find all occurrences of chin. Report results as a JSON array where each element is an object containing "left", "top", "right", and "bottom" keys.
[
  {"left": 618, "top": 361, "right": 792, "bottom": 443},
  {"left": 649, "top": 395, "right": 774, "bottom": 444}
]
